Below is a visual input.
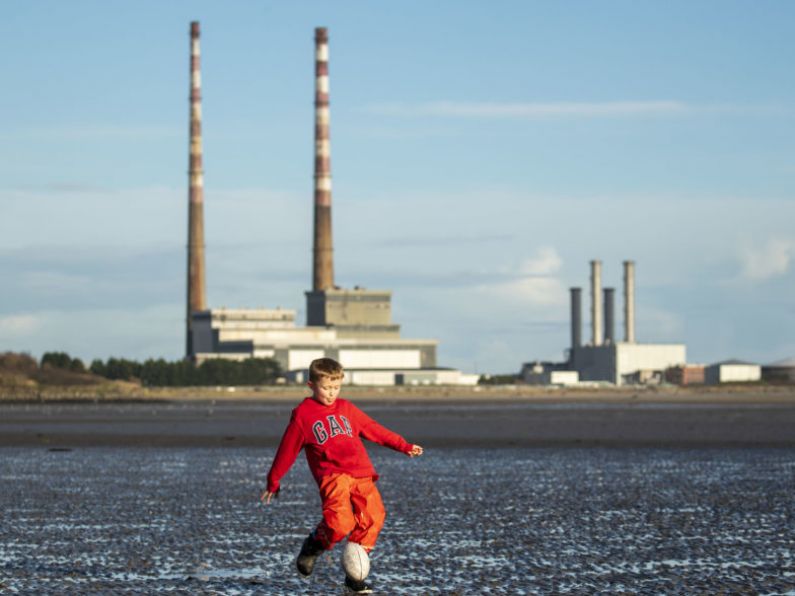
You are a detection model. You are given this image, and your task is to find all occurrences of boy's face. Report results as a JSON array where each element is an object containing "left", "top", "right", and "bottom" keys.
[{"left": 309, "top": 375, "right": 343, "bottom": 406}]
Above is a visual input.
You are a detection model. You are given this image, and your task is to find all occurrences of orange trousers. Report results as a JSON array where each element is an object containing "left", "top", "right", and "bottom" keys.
[{"left": 313, "top": 473, "right": 386, "bottom": 552}]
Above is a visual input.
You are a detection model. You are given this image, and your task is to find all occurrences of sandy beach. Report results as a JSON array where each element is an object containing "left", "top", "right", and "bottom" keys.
[{"left": 3, "top": 389, "right": 794, "bottom": 593}]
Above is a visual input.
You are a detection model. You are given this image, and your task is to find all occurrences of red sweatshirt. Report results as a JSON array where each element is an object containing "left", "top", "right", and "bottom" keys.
[{"left": 266, "top": 397, "right": 412, "bottom": 494}]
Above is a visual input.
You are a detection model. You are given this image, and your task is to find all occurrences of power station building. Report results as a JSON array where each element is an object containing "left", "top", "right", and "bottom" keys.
[
  {"left": 569, "top": 260, "right": 686, "bottom": 385},
  {"left": 524, "top": 260, "right": 687, "bottom": 386},
  {"left": 184, "top": 24, "right": 473, "bottom": 385},
  {"left": 190, "top": 303, "right": 438, "bottom": 375}
]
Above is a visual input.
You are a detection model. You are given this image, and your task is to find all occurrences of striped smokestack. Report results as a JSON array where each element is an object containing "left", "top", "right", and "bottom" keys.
[
  {"left": 186, "top": 21, "right": 207, "bottom": 357},
  {"left": 312, "top": 27, "right": 334, "bottom": 291}
]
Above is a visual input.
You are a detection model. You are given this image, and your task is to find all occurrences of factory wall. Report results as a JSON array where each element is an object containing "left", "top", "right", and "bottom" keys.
[
  {"left": 664, "top": 364, "right": 705, "bottom": 386},
  {"left": 705, "top": 363, "right": 761, "bottom": 384},
  {"left": 572, "top": 343, "right": 685, "bottom": 386},
  {"left": 191, "top": 320, "right": 216, "bottom": 354},
  {"left": 288, "top": 349, "right": 326, "bottom": 370},
  {"left": 396, "top": 370, "right": 480, "bottom": 386},
  {"left": 288, "top": 368, "right": 478, "bottom": 386},
  {"left": 307, "top": 289, "right": 394, "bottom": 326},
  {"left": 340, "top": 349, "right": 421, "bottom": 369},
  {"left": 192, "top": 307, "right": 438, "bottom": 373},
  {"left": 762, "top": 364, "right": 795, "bottom": 383},
  {"left": 615, "top": 343, "right": 686, "bottom": 384},
  {"left": 571, "top": 345, "right": 618, "bottom": 384}
]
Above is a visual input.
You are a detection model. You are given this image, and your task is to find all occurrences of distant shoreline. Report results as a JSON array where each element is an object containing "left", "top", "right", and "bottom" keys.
[
  {"left": 1, "top": 382, "right": 795, "bottom": 404},
  {"left": 2, "top": 390, "right": 795, "bottom": 448}
]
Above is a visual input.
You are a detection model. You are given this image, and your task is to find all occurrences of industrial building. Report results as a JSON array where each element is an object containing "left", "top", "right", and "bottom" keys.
[
  {"left": 568, "top": 260, "right": 687, "bottom": 385},
  {"left": 191, "top": 307, "right": 437, "bottom": 373},
  {"left": 523, "top": 260, "right": 687, "bottom": 386},
  {"left": 184, "top": 24, "right": 469, "bottom": 385},
  {"left": 705, "top": 360, "right": 761, "bottom": 385},
  {"left": 664, "top": 364, "right": 706, "bottom": 386},
  {"left": 521, "top": 361, "right": 579, "bottom": 386},
  {"left": 762, "top": 357, "right": 795, "bottom": 383}
]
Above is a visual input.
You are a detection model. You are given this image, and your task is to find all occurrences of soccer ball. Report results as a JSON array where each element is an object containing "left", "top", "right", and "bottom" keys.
[{"left": 341, "top": 541, "right": 370, "bottom": 581}]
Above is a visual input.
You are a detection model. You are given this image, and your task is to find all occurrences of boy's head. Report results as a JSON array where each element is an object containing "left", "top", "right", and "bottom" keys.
[{"left": 308, "top": 358, "right": 344, "bottom": 406}]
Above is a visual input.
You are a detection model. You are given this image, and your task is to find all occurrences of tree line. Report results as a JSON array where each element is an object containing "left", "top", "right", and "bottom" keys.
[{"left": 34, "top": 352, "right": 283, "bottom": 387}]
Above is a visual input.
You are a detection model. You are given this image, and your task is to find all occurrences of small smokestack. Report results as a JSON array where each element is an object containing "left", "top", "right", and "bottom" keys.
[
  {"left": 590, "top": 260, "right": 602, "bottom": 346},
  {"left": 570, "top": 287, "right": 582, "bottom": 350},
  {"left": 623, "top": 260, "right": 635, "bottom": 343},
  {"left": 186, "top": 21, "right": 207, "bottom": 357},
  {"left": 312, "top": 27, "right": 334, "bottom": 291},
  {"left": 604, "top": 288, "right": 615, "bottom": 344}
]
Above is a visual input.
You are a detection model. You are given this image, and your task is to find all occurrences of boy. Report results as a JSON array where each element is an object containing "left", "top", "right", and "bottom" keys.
[{"left": 260, "top": 358, "right": 423, "bottom": 594}]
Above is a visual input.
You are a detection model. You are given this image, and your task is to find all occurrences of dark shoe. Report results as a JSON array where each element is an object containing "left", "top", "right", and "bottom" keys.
[
  {"left": 296, "top": 533, "right": 324, "bottom": 577},
  {"left": 345, "top": 575, "right": 374, "bottom": 594}
]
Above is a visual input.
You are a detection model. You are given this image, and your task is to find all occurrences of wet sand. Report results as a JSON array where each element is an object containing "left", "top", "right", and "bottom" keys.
[
  {"left": 2, "top": 446, "right": 794, "bottom": 593},
  {"left": 2, "top": 394, "right": 795, "bottom": 447}
]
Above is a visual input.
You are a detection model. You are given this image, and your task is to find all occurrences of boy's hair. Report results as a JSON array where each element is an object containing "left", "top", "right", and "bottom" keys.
[{"left": 309, "top": 358, "right": 344, "bottom": 382}]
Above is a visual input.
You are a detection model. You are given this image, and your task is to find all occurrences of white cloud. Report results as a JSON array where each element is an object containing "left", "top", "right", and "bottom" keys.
[
  {"left": 492, "top": 276, "right": 566, "bottom": 306},
  {"left": 518, "top": 246, "right": 562, "bottom": 276},
  {"left": 480, "top": 247, "right": 566, "bottom": 307},
  {"left": 367, "top": 100, "right": 690, "bottom": 119},
  {"left": 0, "top": 314, "right": 42, "bottom": 336},
  {"left": 739, "top": 238, "right": 794, "bottom": 281}
]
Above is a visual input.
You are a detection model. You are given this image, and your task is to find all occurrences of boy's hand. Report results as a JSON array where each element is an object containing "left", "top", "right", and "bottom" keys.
[
  {"left": 260, "top": 488, "right": 279, "bottom": 504},
  {"left": 407, "top": 444, "right": 424, "bottom": 457}
]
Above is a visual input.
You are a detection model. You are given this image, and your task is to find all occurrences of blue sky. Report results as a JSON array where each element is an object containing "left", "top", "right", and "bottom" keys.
[{"left": 1, "top": 1, "right": 794, "bottom": 373}]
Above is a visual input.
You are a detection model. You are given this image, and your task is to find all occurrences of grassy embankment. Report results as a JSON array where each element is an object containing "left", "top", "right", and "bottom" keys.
[{"left": 0, "top": 352, "right": 140, "bottom": 401}]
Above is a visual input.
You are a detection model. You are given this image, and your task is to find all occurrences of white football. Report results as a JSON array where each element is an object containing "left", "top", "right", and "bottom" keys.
[{"left": 341, "top": 541, "right": 370, "bottom": 581}]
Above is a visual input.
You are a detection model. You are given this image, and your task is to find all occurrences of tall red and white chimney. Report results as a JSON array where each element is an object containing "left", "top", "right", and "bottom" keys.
[
  {"left": 312, "top": 27, "right": 334, "bottom": 291},
  {"left": 186, "top": 21, "right": 207, "bottom": 357}
]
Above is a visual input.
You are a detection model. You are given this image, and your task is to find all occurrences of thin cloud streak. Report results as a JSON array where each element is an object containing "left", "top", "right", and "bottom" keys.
[
  {"left": 373, "top": 232, "right": 514, "bottom": 248},
  {"left": 366, "top": 100, "right": 690, "bottom": 119},
  {"left": 0, "top": 125, "right": 179, "bottom": 141}
]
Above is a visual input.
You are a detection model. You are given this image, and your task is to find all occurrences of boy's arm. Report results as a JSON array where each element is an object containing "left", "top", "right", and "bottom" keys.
[
  {"left": 266, "top": 412, "right": 305, "bottom": 494},
  {"left": 353, "top": 405, "right": 414, "bottom": 454}
]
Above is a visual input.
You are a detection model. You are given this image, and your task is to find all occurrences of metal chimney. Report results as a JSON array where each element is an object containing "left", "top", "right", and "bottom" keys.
[
  {"left": 186, "top": 21, "right": 207, "bottom": 357},
  {"left": 312, "top": 27, "right": 334, "bottom": 291},
  {"left": 570, "top": 287, "right": 582, "bottom": 350},
  {"left": 590, "top": 260, "right": 602, "bottom": 346},
  {"left": 623, "top": 260, "right": 636, "bottom": 343},
  {"left": 604, "top": 287, "right": 615, "bottom": 344}
]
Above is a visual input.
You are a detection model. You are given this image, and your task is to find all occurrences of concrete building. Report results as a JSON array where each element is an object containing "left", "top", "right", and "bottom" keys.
[
  {"left": 521, "top": 361, "right": 579, "bottom": 385},
  {"left": 192, "top": 307, "right": 438, "bottom": 375},
  {"left": 665, "top": 364, "right": 706, "bottom": 386},
  {"left": 306, "top": 288, "right": 400, "bottom": 339},
  {"left": 571, "top": 342, "right": 685, "bottom": 385},
  {"left": 705, "top": 360, "right": 762, "bottom": 385}
]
